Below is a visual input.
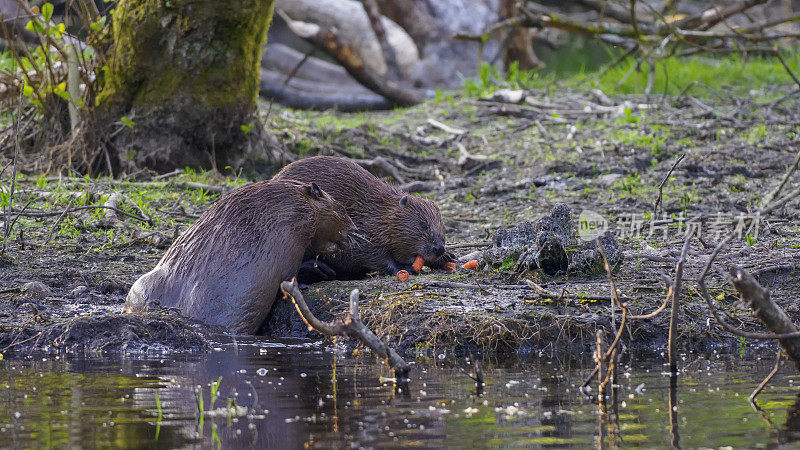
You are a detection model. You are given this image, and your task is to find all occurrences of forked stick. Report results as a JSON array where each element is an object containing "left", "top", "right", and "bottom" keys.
[{"left": 280, "top": 279, "right": 410, "bottom": 379}]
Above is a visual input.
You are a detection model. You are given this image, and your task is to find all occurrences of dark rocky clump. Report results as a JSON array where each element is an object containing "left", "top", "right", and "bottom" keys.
[{"left": 484, "top": 204, "right": 622, "bottom": 276}]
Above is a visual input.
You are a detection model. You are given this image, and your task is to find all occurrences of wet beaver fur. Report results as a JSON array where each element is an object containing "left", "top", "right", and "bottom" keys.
[
  {"left": 124, "top": 180, "right": 354, "bottom": 334},
  {"left": 274, "top": 156, "right": 452, "bottom": 280}
]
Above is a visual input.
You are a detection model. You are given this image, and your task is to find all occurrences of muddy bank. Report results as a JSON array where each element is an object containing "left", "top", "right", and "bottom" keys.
[{"left": 2, "top": 85, "right": 800, "bottom": 357}]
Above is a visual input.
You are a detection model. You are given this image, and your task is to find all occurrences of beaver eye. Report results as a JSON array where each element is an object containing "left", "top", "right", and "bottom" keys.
[{"left": 420, "top": 222, "right": 429, "bottom": 230}]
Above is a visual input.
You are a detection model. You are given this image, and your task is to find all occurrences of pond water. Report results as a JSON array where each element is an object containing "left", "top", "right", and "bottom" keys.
[{"left": 1, "top": 337, "right": 798, "bottom": 448}]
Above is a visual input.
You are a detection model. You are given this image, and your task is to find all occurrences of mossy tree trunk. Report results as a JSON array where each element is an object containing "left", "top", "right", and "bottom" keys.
[{"left": 88, "top": 0, "right": 276, "bottom": 174}]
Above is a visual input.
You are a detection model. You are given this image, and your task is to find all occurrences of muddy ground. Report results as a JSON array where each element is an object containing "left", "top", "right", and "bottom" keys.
[{"left": 1, "top": 84, "right": 799, "bottom": 358}]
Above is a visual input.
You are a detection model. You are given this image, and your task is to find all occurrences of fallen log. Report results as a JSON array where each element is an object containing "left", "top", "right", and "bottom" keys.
[
  {"left": 275, "top": 0, "right": 420, "bottom": 78},
  {"left": 260, "top": 69, "right": 393, "bottom": 111},
  {"left": 277, "top": 8, "right": 426, "bottom": 107},
  {"left": 260, "top": 44, "right": 393, "bottom": 111}
]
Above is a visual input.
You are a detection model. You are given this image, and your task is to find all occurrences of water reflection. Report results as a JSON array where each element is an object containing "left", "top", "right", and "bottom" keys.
[{"left": 1, "top": 340, "right": 800, "bottom": 448}]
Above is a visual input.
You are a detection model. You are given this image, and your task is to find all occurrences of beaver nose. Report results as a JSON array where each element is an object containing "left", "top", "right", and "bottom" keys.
[{"left": 433, "top": 244, "right": 445, "bottom": 257}]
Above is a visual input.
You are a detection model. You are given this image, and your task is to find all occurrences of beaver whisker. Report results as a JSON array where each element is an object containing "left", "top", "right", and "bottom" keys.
[
  {"left": 346, "top": 231, "right": 371, "bottom": 246},
  {"left": 351, "top": 232, "right": 370, "bottom": 244}
]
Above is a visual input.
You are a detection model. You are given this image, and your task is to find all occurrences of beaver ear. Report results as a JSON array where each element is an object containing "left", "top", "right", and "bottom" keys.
[
  {"left": 306, "top": 182, "right": 324, "bottom": 200},
  {"left": 399, "top": 195, "right": 409, "bottom": 207}
]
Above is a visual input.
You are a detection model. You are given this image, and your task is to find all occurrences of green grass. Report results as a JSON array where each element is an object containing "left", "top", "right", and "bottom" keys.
[
  {"left": 589, "top": 51, "right": 800, "bottom": 98},
  {"left": 459, "top": 49, "right": 800, "bottom": 100}
]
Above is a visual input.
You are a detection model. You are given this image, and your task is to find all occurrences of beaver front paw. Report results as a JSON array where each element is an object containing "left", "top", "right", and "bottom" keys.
[{"left": 297, "top": 259, "right": 337, "bottom": 283}]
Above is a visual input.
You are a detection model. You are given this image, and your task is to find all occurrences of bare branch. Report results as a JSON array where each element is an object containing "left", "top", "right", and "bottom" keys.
[
  {"left": 729, "top": 267, "right": 800, "bottom": 368},
  {"left": 668, "top": 233, "right": 692, "bottom": 374},
  {"left": 361, "top": 0, "right": 402, "bottom": 81},
  {"left": 278, "top": 9, "right": 425, "bottom": 107},
  {"left": 280, "top": 279, "right": 411, "bottom": 379}
]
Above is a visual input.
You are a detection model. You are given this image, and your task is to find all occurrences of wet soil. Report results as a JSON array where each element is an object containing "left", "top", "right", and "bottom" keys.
[{"left": 2, "top": 85, "right": 800, "bottom": 357}]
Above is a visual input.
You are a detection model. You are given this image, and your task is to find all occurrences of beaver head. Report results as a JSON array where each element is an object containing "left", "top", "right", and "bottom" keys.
[
  {"left": 382, "top": 194, "right": 447, "bottom": 266},
  {"left": 305, "top": 182, "right": 356, "bottom": 255}
]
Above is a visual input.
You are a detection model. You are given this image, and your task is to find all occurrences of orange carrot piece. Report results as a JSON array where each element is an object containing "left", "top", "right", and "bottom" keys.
[
  {"left": 396, "top": 270, "right": 410, "bottom": 281},
  {"left": 412, "top": 255, "right": 425, "bottom": 272},
  {"left": 462, "top": 260, "right": 478, "bottom": 270},
  {"left": 444, "top": 262, "right": 458, "bottom": 272}
]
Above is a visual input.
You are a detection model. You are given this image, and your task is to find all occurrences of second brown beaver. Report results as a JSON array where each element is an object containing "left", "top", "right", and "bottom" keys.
[
  {"left": 274, "top": 156, "right": 452, "bottom": 279},
  {"left": 124, "top": 179, "right": 354, "bottom": 334}
]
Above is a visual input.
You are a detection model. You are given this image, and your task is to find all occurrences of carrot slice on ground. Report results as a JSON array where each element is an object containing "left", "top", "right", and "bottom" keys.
[
  {"left": 462, "top": 260, "right": 478, "bottom": 270},
  {"left": 412, "top": 255, "right": 425, "bottom": 272},
  {"left": 444, "top": 262, "right": 457, "bottom": 272},
  {"left": 396, "top": 270, "right": 410, "bottom": 281}
]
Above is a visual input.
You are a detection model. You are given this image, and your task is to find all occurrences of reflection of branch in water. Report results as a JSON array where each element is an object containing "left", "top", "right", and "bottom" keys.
[
  {"left": 783, "top": 391, "right": 800, "bottom": 443},
  {"left": 609, "top": 360, "right": 621, "bottom": 447},
  {"left": 754, "top": 382, "right": 800, "bottom": 445},
  {"left": 458, "top": 353, "right": 485, "bottom": 396},
  {"left": 669, "top": 374, "right": 681, "bottom": 449},
  {"left": 332, "top": 346, "right": 339, "bottom": 434},
  {"left": 594, "top": 329, "right": 611, "bottom": 449},
  {"left": 750, "top": 349, "right": 784, "bottom": 403},
  {"left": 596, "top": 391, "right": 608, "bottom": 450}
]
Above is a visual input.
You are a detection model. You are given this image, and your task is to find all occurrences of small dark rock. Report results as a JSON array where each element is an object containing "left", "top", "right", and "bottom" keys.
[
  {"left": 569, "top": 231, "right": 624, "bottom": 275},
  {"left": 484, "top": 204, "right": 623, "bottom": 277},
  {"left": 400, "top": 180, "right": 435, "bottom": 193},
  {"left": 22, "top": 281, "right": 53, "bottom": 298},
  {"left": 19, "top": 302, "right": 39, "bottom": 315},
  {"left": 634, "top": 157, "right": 653, "bottom": 171},
  {"left": 71, "top": 285, "right": 89, "bottom": 296}
]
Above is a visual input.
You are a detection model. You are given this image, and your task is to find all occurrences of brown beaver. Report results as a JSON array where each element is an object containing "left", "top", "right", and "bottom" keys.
[
  {"left": 124, "top": 180, "right": 354, "bottom": 334},
  {"left": 274, "top": 156, "right": 452, "bottom": 280}
]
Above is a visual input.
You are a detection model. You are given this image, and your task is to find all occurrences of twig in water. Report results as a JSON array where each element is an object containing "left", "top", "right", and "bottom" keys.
[
  {"left": 669, "top": 232, "right": 692, "bottom": 374},
  {"left": 595, "top": 330, "right": 609, "bottom": 401},
  {"left": 582, "top": 241, "right": 630, "bottom": 401},
  {"left": 629, "top": 274, "right": 673, "bottom": 319},
  {"left": 597, "top": 242, "right": 627, "bottom": 354},
  {"left": 749, "top": 349, "right": 783, "bottom": 403},
  {"left": 458, "top": 353, "right": 485, "bottom": 394},
  {"left": 280, "top": 279, "right": 410, "bottom": 379},
  {"left": 668, "top": 372, "right": 680, "bottom": 448}
]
